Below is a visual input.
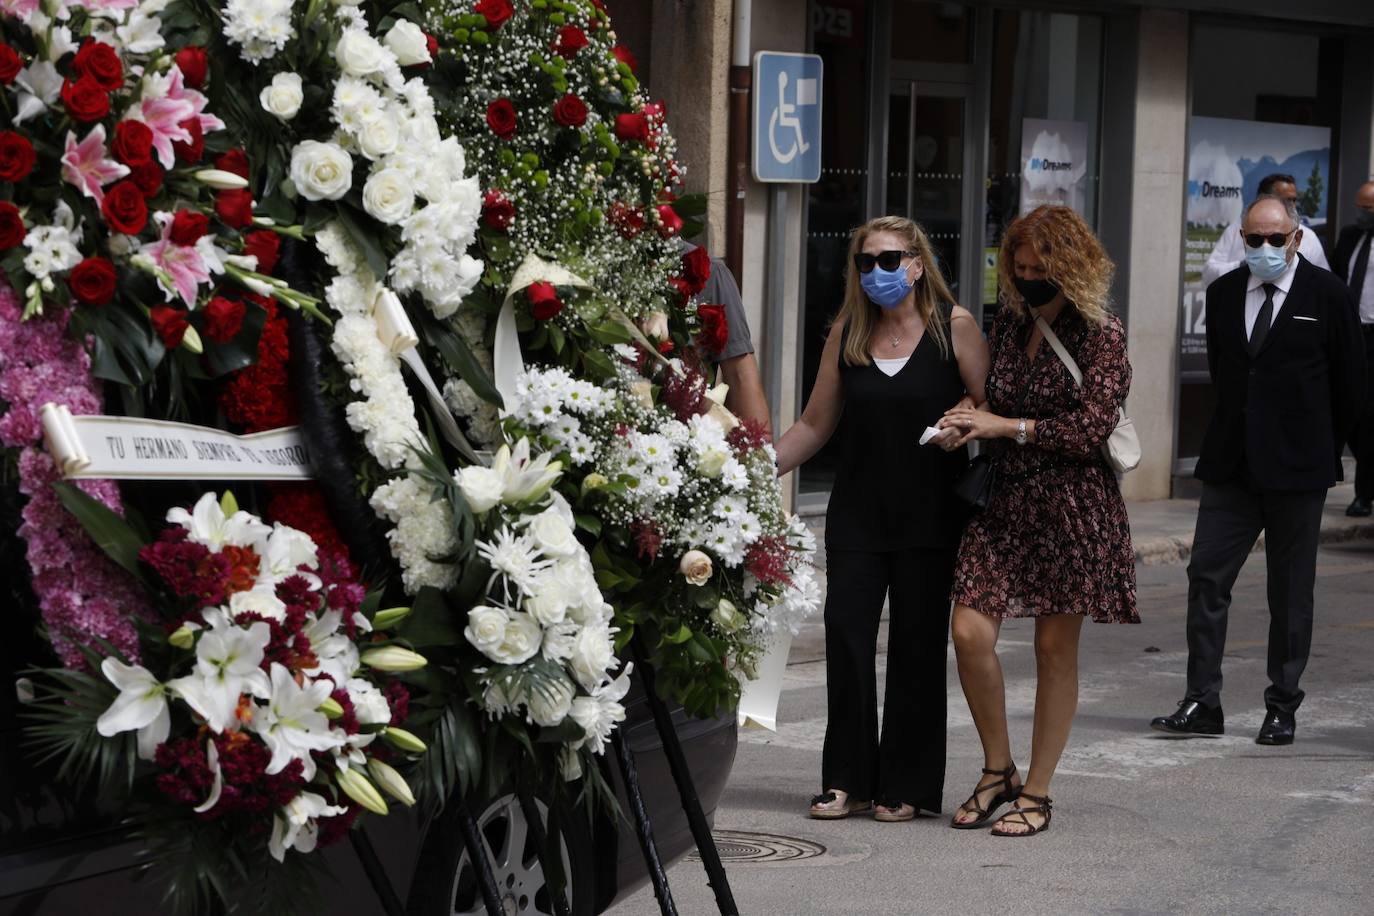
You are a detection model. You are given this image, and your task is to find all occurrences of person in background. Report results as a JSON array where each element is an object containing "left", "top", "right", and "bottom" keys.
[
  {"left": 698, "top": 249, "right": 772, "bottom": 429},
  {"left": 776, "top": 216, "right": 988, "bottom": 824},
  {"left": 1331, "top": 179, "right": 1374, "bottom": 517},
  {"left": 1150, "top": 195, "right": 1364, "bottom": 746},
  {"left": 1202, "top": 173, "right": 1330, "bottom": 287}
]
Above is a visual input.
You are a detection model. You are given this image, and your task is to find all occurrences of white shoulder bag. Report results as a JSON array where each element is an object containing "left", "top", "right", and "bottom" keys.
[{"left": 1032, "top": 313, "right": 1141, "bottom": 474}]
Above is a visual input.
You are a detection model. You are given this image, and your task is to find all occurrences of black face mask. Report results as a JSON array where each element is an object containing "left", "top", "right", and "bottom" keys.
[
  {"left": 1013, "top": 277, "right": 1060, "bottom": 308},
  {"left": 1356, "top": 210, "right": 1374, "bottom": 232}
]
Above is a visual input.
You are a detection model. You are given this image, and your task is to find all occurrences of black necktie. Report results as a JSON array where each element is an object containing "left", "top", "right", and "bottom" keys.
[
  {"left": 1350, "top": 231, "right": 1371, "bottom": 313},
  {"left": 1249, "top": 283, "right": 1275, "bottom": 356}
]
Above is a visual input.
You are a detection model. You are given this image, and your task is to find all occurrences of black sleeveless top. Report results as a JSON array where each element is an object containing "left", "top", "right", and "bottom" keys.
[{"left": 825, "top": 303, "right": 970, "bottom": 552}]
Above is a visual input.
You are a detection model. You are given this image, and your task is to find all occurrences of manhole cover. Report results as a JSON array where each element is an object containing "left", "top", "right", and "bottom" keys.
[{"left": 686, "top": 830, "right": 826, "bottom": 864}]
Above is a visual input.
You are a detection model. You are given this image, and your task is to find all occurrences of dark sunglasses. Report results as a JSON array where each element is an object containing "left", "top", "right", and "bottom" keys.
[
  {"left": 853, "top": 250, "right": 916, "bottom": 274},
  {"left": 1242, "top": 229, "right": 1295, "bottom": 248}
]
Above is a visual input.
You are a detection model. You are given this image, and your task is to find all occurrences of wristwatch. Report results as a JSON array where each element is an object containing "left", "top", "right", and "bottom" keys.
[{"left": 1015, "top": 418, "right": 1028, "bottom": 446}]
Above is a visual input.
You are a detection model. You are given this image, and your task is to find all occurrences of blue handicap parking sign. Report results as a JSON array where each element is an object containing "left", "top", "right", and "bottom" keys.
[{"left": 752, "top": 52, "right": 823, "bottom": 183}]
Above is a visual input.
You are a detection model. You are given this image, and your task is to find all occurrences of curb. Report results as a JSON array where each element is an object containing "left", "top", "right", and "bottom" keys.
[{"left": 1133, "top": 518, "right": 1374, "bottom": 566}]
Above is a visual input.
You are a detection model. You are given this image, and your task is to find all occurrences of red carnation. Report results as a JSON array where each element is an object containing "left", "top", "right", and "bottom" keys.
[
  {"left": 553, "top": 25, "right": 589, "bottom": 58},
  {"left": 215, "top": 148, "right": 249, "bottom": 179},
  {"left": 656, "top": 204, "right": 683, "bottom": 238},
  {"left": 216, "top": 189, "right": 254, "bottom": 229},
  {"left": 609, "top": 201, "right": 645, "bottom": 239},
  {"left": 61, "top": 76, "right": 110, "bottom": 123},
  {"left": 150, "top": 305, "right": 189, "bottom": 349},
  {"left": 0, "top": 131, "right": 36, "bottom": 183},
  {"left": 552, "top": 93, "right": 587, "bottom": 129},
  {"left": 696, "top": 303, "right": 729, "bottom": 354},
  {"left": 72, "top": 40, "right": 123, "bottom": 92},
  {"left": 0, "top": 45, "right": 22, "bottom": 85},
  {"left": 244, "top": 230, "right": 281, "bottom": 275},
  {"left": 172, "top": 117, "right": 203, "bottom": 163},
  {"left": 130, "top": 161, "right": 164, "bottom": 196},
  {"left": 482, "top": 189, "right": 515, "bottom": 231},
  {"left": 174, "top": 46, "right": 208, "bottom": 88},
  {"left": 682, "top": 245, "right": 712, "bottom": 295},
  {"left": 474, "top": 0, "right": 514, "bottom": 29},
  {"left": 612, "top": 44, "right": 638, "bottom": 72},
  {"left": 110, "top": 120, "right": 154, "bottom": 166},
  {"left": 101, "top": 181, "right": 148, "bottom": 235},
  {"left": 526, "top": 281, "right": 564, "bottom": 320},
  {"left": 486, "top": 98, "right": 517, "bottom": 140},
  {"left": 0, "top": 201, "right": 25, "bottom": 249},
  {"left": 68, "top": 257, "right": 117, "bottom": 306},
  {"left": 203, "top": 296, "right": 247, "bottom": 343},
  {"left": 614, "top": 112, "right": 650, "bottom": 142}
]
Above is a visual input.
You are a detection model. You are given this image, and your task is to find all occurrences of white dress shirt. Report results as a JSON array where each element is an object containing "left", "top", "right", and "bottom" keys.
[
  {"left": 1203, "top": 220, "right": 1330, "bottom": 288},
  {"left": 1244, "top": 255, "right": 1299, "bottom": 339},
  {"left": 1351, "top": 230, "right": 1374, "bottom": 324}
]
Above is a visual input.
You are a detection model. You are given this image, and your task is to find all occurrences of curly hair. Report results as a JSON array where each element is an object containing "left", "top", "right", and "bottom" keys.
[{"left": 998, "top": 205, "right": 1115, "bottom": 326}]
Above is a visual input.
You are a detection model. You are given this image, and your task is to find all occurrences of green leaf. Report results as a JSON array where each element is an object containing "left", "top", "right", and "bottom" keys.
[
  {"left": 581, "top": 348, "right": 615, "bottom": 380},
  {"left": 687, "top": 631, "right": 719, "bottom": 664},
  {"left": 673, "top": 193, "right": 710, "bottom": 218},
  {"left": 573, "top": 513, "right": 601, "bottom": 537},
  {"left": 52, "top": 482, "right": 146, "bottom": 580},
  {"left": 662, "top": 623, "right": 693, "bottom": 645},
  {"left": 418, "top": 311, "right": 504, "bottom": 408},
  {"left": 586, "top": 319, "right": 633, "bottom": 346},
  {"left": 395, "top": 586, "right": 462, "bottom": 648},
  {"left": 334, "top": 203, "right": 390, "bottom": 279}
]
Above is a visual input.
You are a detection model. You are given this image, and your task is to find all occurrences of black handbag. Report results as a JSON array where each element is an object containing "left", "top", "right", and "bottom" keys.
[{"left": 954, "top": 451, "right": 997, "bottom": 510}]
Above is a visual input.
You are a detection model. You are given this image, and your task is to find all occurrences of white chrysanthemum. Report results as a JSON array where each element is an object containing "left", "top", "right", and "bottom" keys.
[
  {"left": 223, "top": 0, "right": 295, "bottom": 62},
  {"left": 478, "top": 527, "right": 551, "bottom": 594},
  {"left": 570, "top": 668, "right": 632, "bottom": 755}
]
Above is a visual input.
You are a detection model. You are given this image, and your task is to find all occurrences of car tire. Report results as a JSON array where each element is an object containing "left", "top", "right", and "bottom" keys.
[{"left": 407, "top": 791, "right": 595, "bottom": 916}]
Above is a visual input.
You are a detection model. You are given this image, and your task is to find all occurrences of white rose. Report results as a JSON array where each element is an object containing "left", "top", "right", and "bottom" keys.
[
  {"left": 639, "top": 310, "right": 669, "bottom": 340},
  {"left": 385, "top": 20, "right": 431, "bottom": 67},
  {"left": 524, "top": 588, "right": 568, "bottom": 627},
  {"left": 569, "top": 626, "right": 614, "bottom": 691},
  {"left": 464, "top": 605, "right": 509, "bottom": 657},
  {"left": 362, "top": 168, "right": 415, "bottom": 224},
  {"left": 528, "top": 509, "right": 578, "bottom": 559},
  {"left": 526, "top": 673, "right": 575, "bottom": 727},
  {"left": 334, "top": 29, "right": 391, "bottom": 78},
  {"left": 228, "top": 587, "right": 287, "bottom": 622},
  {"left": 289, "top": 140, "right": 353, "bottom": 201},
  {"left": 259, "top": 72, "right": 303, "bottom": 120},
  {"left": 710, "top": 599, "right": 745, "bottom": 633},
  {"left": 697, "top": 447, "right": 729, "bottom": 478},
  {"left": 455, "top": 465, "right": 504, "bottom": 513},
  {"left": 490, "top": 612, "right": 542, "bottom": 665},
  {"left": 346, "top": 678, "right": 392, "bottom": 725},
  {"left": 679, "top": 549, "right": 713, "bottom": 586},
  {"left": 357, "top": 113, "right": 400, "bottom": 160}
]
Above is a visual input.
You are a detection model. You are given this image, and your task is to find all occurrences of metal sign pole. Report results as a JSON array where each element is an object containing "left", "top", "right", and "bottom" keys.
[{"left": 766, "top": 184, "right": 789, "bottom": 440}]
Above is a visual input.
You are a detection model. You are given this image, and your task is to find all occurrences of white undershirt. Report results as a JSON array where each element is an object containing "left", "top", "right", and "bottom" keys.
[{"left": 873, "top": 355, "right": 910, "bottom": 377}]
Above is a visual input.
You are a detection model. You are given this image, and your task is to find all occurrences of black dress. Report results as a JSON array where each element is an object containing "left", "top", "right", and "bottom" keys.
[{"left": 819, "top": 304, "right": 968, "bottom": 810}]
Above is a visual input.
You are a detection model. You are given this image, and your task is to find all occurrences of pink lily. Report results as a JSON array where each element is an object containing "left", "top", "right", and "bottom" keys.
[
  {"left": 60, "top": 126, "right": 130, "bottom": 207},
  {"left": 147, "top": 66, "right": 225, "bottom": 139},
  {"left": 142, "top": 212, "right": 213, "bottom": 308},
  {"left": 0, "top": 0, "right": 39, "bottom": 18},
  {"left": 134, "top": 90, "right": 196, "bottom": 169}
]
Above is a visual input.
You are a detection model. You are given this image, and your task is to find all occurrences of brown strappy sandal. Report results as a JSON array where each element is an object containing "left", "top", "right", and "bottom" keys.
[
  {"left": 949, "top": 763, "right": 1021, "bottom": 830},
  {"left": 990, "top": 792, "right": 1053, "bottom": 837}
]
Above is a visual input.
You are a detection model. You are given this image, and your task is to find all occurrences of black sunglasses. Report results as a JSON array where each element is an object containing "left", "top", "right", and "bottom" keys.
[
  {"left": 853, "top": 250, "right": 916, "bottom": 274},
  {"left": 1242, "top": 229, "right": 1295, "bottom": 248}
]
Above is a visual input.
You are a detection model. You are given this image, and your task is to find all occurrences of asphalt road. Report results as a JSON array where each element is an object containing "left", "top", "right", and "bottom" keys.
[{"left": 609, "top": 541, "right": 1374, "bottom": 915}]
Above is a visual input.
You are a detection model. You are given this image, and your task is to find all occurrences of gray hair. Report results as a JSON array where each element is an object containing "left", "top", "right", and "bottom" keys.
[{"left": 1243, "top": 193, "right": 1300, "bottom": 231}]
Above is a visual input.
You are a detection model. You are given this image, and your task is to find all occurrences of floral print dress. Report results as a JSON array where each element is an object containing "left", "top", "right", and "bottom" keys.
[{"left": 952, "top": 306, "right": 1139, "bottom": 623}]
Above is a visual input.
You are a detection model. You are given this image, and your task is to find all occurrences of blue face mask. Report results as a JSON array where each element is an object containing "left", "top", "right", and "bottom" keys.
[
  {"left": 860, "top": 264, "right": 914, "bottom": 309},
  {"left": 1244, "top": 243, "right": 1290, "bottom": 282}
]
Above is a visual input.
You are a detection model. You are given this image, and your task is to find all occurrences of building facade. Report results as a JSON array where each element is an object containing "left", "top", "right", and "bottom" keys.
[{"left": 618, "top": 0, "right": 1374, "bottom": 506}]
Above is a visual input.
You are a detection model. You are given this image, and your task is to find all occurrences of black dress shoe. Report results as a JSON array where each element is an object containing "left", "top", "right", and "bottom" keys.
[
  {"left": 1256, "top": 711, "right": 1296, "bottom": 746},
  {"left": 1150, "top": 699, "right": 1224, "bottom": 737},
  {"left": 1347, "top": 497, "right": 1372, "bottom": 517}
]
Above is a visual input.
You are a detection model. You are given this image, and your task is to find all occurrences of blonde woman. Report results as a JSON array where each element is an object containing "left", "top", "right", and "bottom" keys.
[
  {"left": 776, "top": 216, "right": 989, "bottom": 822},
  {"left": 937, "top": 205, "right": 1137, "bottom": 837}
]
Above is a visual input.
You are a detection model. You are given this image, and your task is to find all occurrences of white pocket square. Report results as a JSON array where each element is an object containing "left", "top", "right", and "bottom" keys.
[{"left": 1292, "top": 315, "right": 1318, "bottom": 321}]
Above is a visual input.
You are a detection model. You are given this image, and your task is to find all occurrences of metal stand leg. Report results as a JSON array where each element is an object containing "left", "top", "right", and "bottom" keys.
[
  {"left": 611, "top": 729, "right": 678, "bottom": 916},
  {"left": 631, "top": 638, "right": 739, "bottom": 915},
  {"left": 454, "top": 797, "right": 506, "bottom": 916},
  {"left": 516, "top": 788, "right": 572, "bottom": 916},
  {"left": 348, "top": 829, "right": 405, "bottom": 916}
]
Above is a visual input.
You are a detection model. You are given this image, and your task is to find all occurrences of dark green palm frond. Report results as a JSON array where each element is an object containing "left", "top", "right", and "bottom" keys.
[{"left": 21, "top": 664, "right": 136, "bottom": 797}]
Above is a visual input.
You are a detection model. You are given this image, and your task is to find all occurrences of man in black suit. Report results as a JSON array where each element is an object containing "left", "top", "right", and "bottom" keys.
[
  {"left": 1331, "top": 180, "right": 1374, "bottom": 517},
  {"left": 1151, "top": 195, "right": 1364, "bottom": 745}
]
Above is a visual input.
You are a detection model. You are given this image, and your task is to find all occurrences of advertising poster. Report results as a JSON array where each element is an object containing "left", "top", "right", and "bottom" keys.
[
  {"left": 1180, "top": 117, "right": 1331, "bottom": 375},
  {"left": 1019, "top": 118, "right": 1088, "bottom": 216}
]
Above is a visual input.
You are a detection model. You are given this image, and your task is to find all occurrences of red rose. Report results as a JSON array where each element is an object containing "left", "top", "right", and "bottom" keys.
[
  {"left": 552, "top": 26, "right": 589, "bottom": 59},
  {"left": 656, "top": 204, "right": 683, "bottom": 238},
  {"left": 173, "top": 46, "right": 208, "bottom": 89},
  {"left": 243, "top": 230, "right": 281, "bottom": 275},
  {"left": 425, "top": 34, "right": 439, "bottom": 60},
  {"left": 0, "top": 45, "right": 22, "bottom": 85},
  {"left": 61, "top": 76, "right": 110, "bottom": 123},
  {"left": 215, "top": 149, "right": 249, "bottom": 179},
  {"left": 682, "top": 246, "right": 711, "bottom": 295},
  {"left": 526, "top": 281, "right": 564, "bottom": 320},
  {"left": 552, "top": 93, "right": 587, "bottom": 129},
  {"left": 614, "top": 112, "right": 650, "bottom": 142},
  {"left": 612, "top": 44, "right": 638, "bottom": 72},
  {"left": 0, "top": 201, "right": 26, "bottom": 249},
  {"left": 111, "top": 120, "right": 154, "bottom": 166},
  {"left": 150, "top": 305, "right": 189, "bottom": 349},
  {"left": 68, "top": 257, "right": 117, "bottom": 306},
  {"left": 216, "top": 189, "right": 254, "bottom": 229},
  {"left": 203, "top": 296, "right": 246, "bottom": 343},
  {"left": 486, "top": 98, "right": 517, "bottom": 140},
  {"left": 101, "top": 181, "right": 148, "bottom": 234},
  {"left": 474, "top": 0, "right": 513, "bottom": 29},
  {"left": 169, "top": 210, "right": 209, "bottom": 246},
  {"left": 669, "top": 276, "right": 693, "bottom": 306},
  {"left": 696, "top": 304, "right": 729, "bottom": 354},
  {"left": 172, "top": 117, "right": 203, "bottom": 163},
  {"left": 482, "top": 189, "right": 515, "bottom": 231},
  {"left": 0, "top": 131, "right": 36, "bottom": 182},
  {"left": 130, "top": 161, "right": 164, "bottom": 196},
  {"left": 72, "top": 40, "right": 123, "bottom": 92}
]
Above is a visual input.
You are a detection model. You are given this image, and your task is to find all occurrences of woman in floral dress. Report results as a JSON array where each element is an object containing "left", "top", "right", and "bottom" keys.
[{"left": 937, "top": 205, "right": 1137, "bottom": 837}]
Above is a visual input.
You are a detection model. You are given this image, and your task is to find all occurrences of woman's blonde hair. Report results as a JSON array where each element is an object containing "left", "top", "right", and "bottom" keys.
[
  {"left": 836, "top": 215, "right": 955, "bottom": 366},
  {"left": 997, "top": 205, "right": 1115, "bottom": 325}
]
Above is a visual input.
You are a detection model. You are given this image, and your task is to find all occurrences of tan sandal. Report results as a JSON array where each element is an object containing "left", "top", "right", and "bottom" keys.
[
  {"left": 809, "top": 790, "right": 871, "bottom": 820},
  {"left": 873, "top": 801, "right": 916, "bottom": 822}
]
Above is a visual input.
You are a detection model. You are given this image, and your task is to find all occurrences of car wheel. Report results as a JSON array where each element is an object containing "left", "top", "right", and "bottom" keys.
[{"left": 408, "top": 792, "right": 594, "bottom": 916}]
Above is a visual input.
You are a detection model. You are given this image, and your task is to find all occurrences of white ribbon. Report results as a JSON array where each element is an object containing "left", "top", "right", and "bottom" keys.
[
  {"left": 493, "top": 254, "right": 593, "bottom": 415},
  {"left": 736, "top": 632, "right": 793, "bottom": 731}
]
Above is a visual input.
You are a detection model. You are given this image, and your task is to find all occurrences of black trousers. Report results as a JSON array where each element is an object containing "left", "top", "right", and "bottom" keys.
[
  {"left": 1347, "top": 324, "right": 1374, "bottom": 500},
  {"left": 820, "top": 546, "right": 954, "bottom": 810},
  {"left": 1184, "top": 478, "right": 1325, "bottom": 716}
]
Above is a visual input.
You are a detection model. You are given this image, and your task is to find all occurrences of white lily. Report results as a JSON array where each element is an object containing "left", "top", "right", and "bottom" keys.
[
  {"left": 250, "top": 663, "right": 346, "bottom": 780},
  {"left": 167, "top": 492, "right": 271, "bottom": 551},
  {"left": 193, "top": 739, "right": 224, "bottom": 814},
  {"left": 268, "top": 791, "right": 348, "bottom": 862},
  {"left": 96, "top": 659, "right": 171, "bottom": 760},
  {"left": 167, "top": 621, "right": 272, "bottom": 733},
  {"left": 303, "top": 611, "right": 360, "bottom": 687},
  {"left": 14, "top": 61, "right": 62, "bottom": 126},
  {"left": 255, "top": 522, "right": 320, "bottom": 587},
  {"left": 492, "top": 438, "right": 563, "bottom": 505}
]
